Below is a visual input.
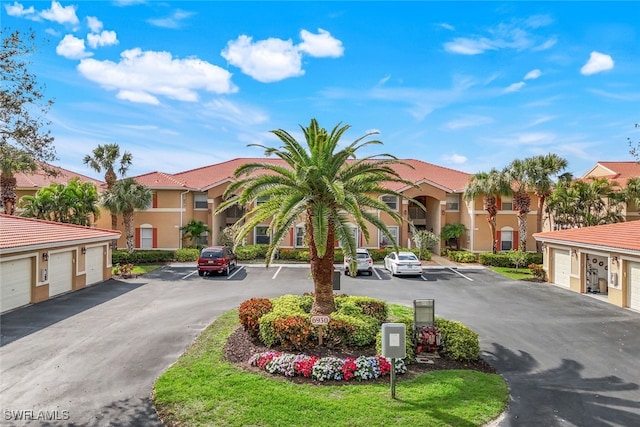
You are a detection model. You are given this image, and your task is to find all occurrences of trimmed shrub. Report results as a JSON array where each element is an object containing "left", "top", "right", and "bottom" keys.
[
  {"left": 435, "top": 317, "right": 480, "bottom": 361},
  {"left": 112, "top": 249, "right": 174, "bottom": 264},
  {"left": 337, "top": 296, "right": 388, "bottom": 324},
  {"left": 273, "top": 316, "right": 315, "bottom": 350},
  {"left": 529, "top": 263, "right": 546, "bottom": 280},
  {"left": 448, "top": 250, "right": 477, "bottom": 263},
  {"left": 325, "top": 320, "right": 356, "bottom": 348},
  {"left": 330, "top": 312, "right": 379, "bottom": 347},
  {"left": 479, "top": 251, "right": 543, "bottom": 267},
  {"left": 175, "top": 248, "right": 199, "bottom": 262},
  {"left": 239, "top": 298, "right": 273, "bottom": 338}
]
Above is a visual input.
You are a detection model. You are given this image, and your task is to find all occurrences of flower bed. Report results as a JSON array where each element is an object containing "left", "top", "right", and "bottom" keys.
[{"left": 249, "top": 351, "right": 407, "bottom": 382}]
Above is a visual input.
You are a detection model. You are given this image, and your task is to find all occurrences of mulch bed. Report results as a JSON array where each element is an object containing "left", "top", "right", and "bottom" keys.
[{"left": 223, "top": 327, "right": 496, "bottom": 385}]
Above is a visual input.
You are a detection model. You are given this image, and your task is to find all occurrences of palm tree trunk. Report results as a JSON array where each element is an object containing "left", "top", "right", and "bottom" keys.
[
  {"left": 1, "top": 175, "right": 17, "bottom": 215},
  {"left": 518, "top": 213, "right": 527, "bottom": 251},
  {"left": 309, "top": 219, "right": 336, "bottom": 315},
  {"left": 536, "top": 195, "right": 545, "bottom": 252},
  {"left": 123, "top": 211, "right": 135, "bottom": 254},
  {"left": 111, "top": 213, "right": 118, "bottom": 249}
]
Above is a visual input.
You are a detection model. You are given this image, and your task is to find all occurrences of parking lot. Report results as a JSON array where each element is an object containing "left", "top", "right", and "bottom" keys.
[{"left": 2, "top": 263, "right": 640, "bottom": 426}]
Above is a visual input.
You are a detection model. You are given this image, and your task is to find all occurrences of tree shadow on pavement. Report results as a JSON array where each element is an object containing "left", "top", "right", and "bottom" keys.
[
  {"left": 484, "top": 343, "right": 640, "bottom": 426},
  {"left": 0, "top": 279, "right": 144, "bottom": 346}
]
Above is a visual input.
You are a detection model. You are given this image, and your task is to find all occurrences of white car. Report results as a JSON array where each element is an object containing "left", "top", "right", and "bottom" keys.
[{"left": 384, "top": 251, "right": 422, "bottom": 276}]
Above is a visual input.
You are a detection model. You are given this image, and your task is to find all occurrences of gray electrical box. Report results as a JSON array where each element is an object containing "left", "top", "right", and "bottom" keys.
[{"left": 381, "top": 323, "right": 406, "bottom": 359}]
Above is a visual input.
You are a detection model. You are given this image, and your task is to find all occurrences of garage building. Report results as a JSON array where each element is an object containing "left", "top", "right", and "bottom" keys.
[
  {"left": 0, "top": 215, "right": 121, "bottom": 314},
  {"left": 534, "top": 221, "right": 640, "bottom": 311}
]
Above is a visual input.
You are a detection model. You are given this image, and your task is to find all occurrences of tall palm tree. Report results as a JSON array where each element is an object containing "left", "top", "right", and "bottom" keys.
[
  {"left": 83, "top": 143, "right": 133, "bottom": 246},
  {"left": 463, "top": 169, "right": 511, "bottom": 254},
  {"left": 180, "top": 219, "right": 211, "bottom": 248},
  {"left": 215, "top": 119, "right": 421, "bottom": 315},
  {"left": 505, "top": 159, "right": 533, "bottom": 251},
  {"left": 525, "top": 154, "right": 568, "bottom": 252},
  {"left": 101, "top": 178, "right": 152, "bottom": 253}
]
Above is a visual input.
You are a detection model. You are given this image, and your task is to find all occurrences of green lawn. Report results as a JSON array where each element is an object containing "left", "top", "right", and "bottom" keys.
[
  {"left": 154, "top": 309, "right": 508, "bottom": 427},
  {"left": 489, "top": 266, "right": 535, "bottom": 280}
]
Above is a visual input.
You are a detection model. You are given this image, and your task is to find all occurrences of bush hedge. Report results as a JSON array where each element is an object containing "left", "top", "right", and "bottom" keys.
[
  {"left": 478, "top": 252, "right": 543, "bottom": 267},
  {"left": 434, "top": 317, "right": 480, "bottom": 362},
  {"left": 447, "top": 250, "right": 478, "bottom": 263},
  {"left": 174, "top": 248, "right": 200, "bottom": 262},
  {"left": 112, "top": 249, "right": 175, "bottom": 264}
]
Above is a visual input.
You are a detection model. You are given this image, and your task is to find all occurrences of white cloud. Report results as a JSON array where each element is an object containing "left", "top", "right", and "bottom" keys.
[
  {"left": 221, "top": 35, "right": 304, "bottom": 83},
  {"left": 56, "top": 34, "right": 92, "bottom": 59},
  {"left": 524, "top": 69, "right": 542, "bottom": 80},
  {"left": 87, "top": 16, "right": 103, "bottom": 33},
  {"left": 298, "top": 29, "right": 344, "bottom": 57},
  {"left": 444, "top": 37, "right": 495, "bottom": 55},
  {"left": 533, "top": 37, "right": 557, "bottom": 51},
  {"left": 504, "top": 82, "right": 526, "bottom": 93},
  {"left": 443, "top": 115, "right": 494, "bottom": 130},
  {"left": 438, "top": 23, "right": 455, "bottom": 31},
  {"left": 445, "top": 16, "right": 556, "bottom": 55},
  {"left": 77, "top": 48, "right": 238, "bottom": 104},
  {"left": 4, "top": 1, "right": 35, "bottom": 18},
  {"left": 147, "top": 9, "right": 195, "bottom": 29},
  {"left": 442, "top": 154, "right": 468, "bottom": 165},
  {"left": 87, "top": 30, "right": 118, "bottom": 48},
  {"left": 580, "top": 51, "right": 614, "bottom": 75},
  {"left": 40, "top": 1, "right": 79, "bottom": 26}
]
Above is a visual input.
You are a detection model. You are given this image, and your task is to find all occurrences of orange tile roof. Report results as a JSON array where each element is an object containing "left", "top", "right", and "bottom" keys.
[
  {"left": 0, "top": 215, "right": 121, "bottom": 252},
  {"left": 9, "top": 165, "right": 105, "bottom": 189},
  {"left": 533, "top": 220, "right": 640, "bottom": 252},
  {"left": 144, "top": 157, "right": 470, "bottom": 192},
  {"left": 133, "top": 171, "right": 190, "bottom": 189},
  {"left": 582, "top": 161, "right": 640, "bottom": 189}
]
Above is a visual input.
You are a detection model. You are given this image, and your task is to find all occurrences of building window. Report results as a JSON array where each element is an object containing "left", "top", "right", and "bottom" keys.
[
  {"left": 295, "top": 226, "right": 306, "bottom": 247},
  {"left": 501, "top": 196, "right": 513, "bottom": 211},
  {"left": 500, "top": 229, "right": 513, "bottom": 251},
  {"left": 380, "top": 226, "right": 399, "bottom": 248},
  {"left": 446, "top": 194, "right": 459, "bottom": 211},
  {"left": 194, "top": 193, "right": 208, "bottom": 210},
  {"left": 381, "top": 195, "right": 398, "bottom": 211},
  {"left": 141, "top": 227, "right": 153, "bottom": 249},
  {"left": 255, "top": 226, "right": 270, "bottom": 245}
]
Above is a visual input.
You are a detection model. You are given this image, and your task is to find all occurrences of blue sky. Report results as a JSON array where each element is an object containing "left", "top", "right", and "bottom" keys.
[{"left": 4, "top": 1, "right": 639, "bottom": 180}]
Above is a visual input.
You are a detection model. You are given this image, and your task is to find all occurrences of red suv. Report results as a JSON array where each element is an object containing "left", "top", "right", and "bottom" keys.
[{"left": 197, "top": 246, "right": 237, "bottom": 276}]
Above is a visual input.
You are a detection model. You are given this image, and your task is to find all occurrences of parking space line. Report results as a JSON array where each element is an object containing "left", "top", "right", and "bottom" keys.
[
  {"left": 227, "top": 266, "right": 244, "bottom": 279},
  {"left": 271, "top": 265, "right": 283, "bottom": 280},
  {"left": 373, "top": 268, "right": 382, "bottom": 280},
  {"left": 420, "top": 272, "right": 428, "bottom": 281},
  {"left": 182, "top": 270, "right": 197, "bottom": 280},
  {"left": 448, "top": 267, "right": 474, "bottom": 281}
]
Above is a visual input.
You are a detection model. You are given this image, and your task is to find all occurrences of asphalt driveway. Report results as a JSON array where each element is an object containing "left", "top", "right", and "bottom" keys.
[{"left": 1, "top": 264, "right": 640, "bottom": 426}]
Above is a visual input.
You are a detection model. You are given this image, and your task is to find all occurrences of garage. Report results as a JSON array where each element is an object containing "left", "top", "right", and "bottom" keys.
[
  {"left": 49, "top": 251, "right": 73, "bottom": 297},
  {"left": 552, "top": 249, "right": 571, "bottom": 288},
  {"left": 85, "top": 246, "right": 104, "bottom": 285},
  {"left": 0, "top": 258, "right": 32, "bottom": 312},
  {"left": 628, "top": 262, "right": 640, "bottom": 312}
]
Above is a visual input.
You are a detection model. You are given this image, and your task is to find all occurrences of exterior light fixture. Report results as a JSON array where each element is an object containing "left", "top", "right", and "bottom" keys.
[
  {"left": 612, "top": 256, "right": 618, "bottom": 263},
  {"left": 81, "top": 247, "right": 87, "bottom": 255},
  {"left": 42, "top": 252, "right": 49, "bottom": 261}
]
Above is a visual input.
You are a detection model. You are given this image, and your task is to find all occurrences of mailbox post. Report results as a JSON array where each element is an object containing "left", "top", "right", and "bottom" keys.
[{"left": 381, "top": 323, "right": 406, "bottom": 399}]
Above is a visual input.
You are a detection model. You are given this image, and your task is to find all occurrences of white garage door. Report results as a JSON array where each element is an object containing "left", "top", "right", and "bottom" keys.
[
  {"left": 628, "top": 262, "right": 640, "bottom": 312},
  {"left": 1, "top": 258, "right": 32, "bottom": 313},
  {"left": 49, "top": 251, "right": 73, "bottom": 297},
  {"left": 85, "top": 247, "right": 104, "bottom": 285},
  {"left": 552, "top": 249, "right": 571, "bottom": 288}
]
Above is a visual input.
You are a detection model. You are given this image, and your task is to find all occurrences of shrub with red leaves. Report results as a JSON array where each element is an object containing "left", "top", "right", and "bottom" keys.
[{"left": 238, "top": 298, "right": 273, "bottom": 338}]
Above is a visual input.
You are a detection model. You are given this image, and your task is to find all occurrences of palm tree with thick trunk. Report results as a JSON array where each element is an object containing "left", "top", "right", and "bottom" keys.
[
  {"left": 526, "top": 154, "right": 568, "bottom": 252},
  {"left": 84, "top": 144, "right": 133, "bottom": 247},
  {"left": 215, "top": 119, "right": 421, "bottom": 315},
  {"left": 463, "top": 169, "right": 511, "bottom": 254},
  {"left": 505, "top": 159, "right": 534, "bottom": 251},
  {"left": 101, "top": 178, "right": 152, "bottom": 253}
]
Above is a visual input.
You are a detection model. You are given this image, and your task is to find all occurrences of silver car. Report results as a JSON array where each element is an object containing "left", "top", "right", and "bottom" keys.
[{"left": 344, "top": 248, "right": 374, "bottom": 276}]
